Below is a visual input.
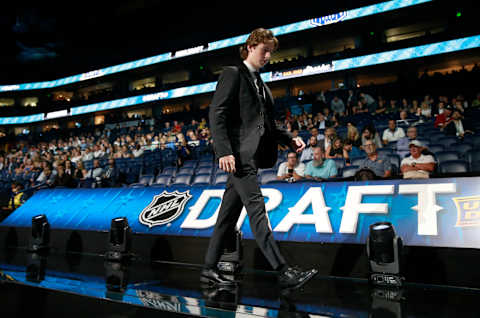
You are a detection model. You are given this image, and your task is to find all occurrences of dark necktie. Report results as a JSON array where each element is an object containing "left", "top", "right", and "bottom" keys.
[{"left": 253, "top": 72, "right": 265, "bottom": 104}]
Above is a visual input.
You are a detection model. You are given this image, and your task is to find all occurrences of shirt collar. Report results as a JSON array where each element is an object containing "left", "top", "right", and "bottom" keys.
[{"left": 243, "top": 60, "right": 258, "bottom": 74}]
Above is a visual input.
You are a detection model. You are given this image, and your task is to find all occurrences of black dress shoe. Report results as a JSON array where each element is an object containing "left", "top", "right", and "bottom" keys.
[
  {"left": 200, "top": 268, "right": 236, "bottom": 286},
  {"left": 278, "top": 267, "right": 318, "bottom": 289}
]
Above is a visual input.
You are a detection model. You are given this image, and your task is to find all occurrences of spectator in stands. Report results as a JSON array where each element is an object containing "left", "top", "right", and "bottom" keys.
[
  {"left": 400, "top": 140, "right": 435, "bottom": 179},
  {"left": 6, "top": 182, "right": 24, "bottom": 210},
  {"left": 471, "top": 93, "right": 480, "bottom": 108},
  {"left": 132, "top": 144, "right": 144, "bottom": 158},
  {"left": 330, "top": 96, "right": 345, "bottom": 115},
  {"left": 386, "top": 99, "right": 399, "bottom": 114},
  {"left": 361, "top": 125, "right": 382, "bottom": 148},
  {"left": 353, "top": 100, "right": 368, "bottom": 114},
  {"left": 277, "top": 152, "right": 305, "bottom": 183},
  {"left": 321, "top": 127, "right": 336, "bottom": 152},
  {"left": 304, "top": 147, "right": 337, "bottom": 181},
  {"left": 397, "top": 110, "right": 411, "bottom": 127},
  {"left": 443, "top": 109, "right": 474, "bottom": 139},
  {"left": 375, "top": 99, "right": 387, "bottom": 115},
  {"left": 382, "top": 119, "right": 405, "bottom": 145},
  {"left": 300, "top": 136, "right": 318, "bottom": 162},
  {"left": 325, "top": 137, "right": 344, "bottom": 159},
  {"left": 346, "top": 123, "right": 361, "bottom": 147},
  {"left": 54, "top": 165, "right": 74, "bottom": 188},
  {"left": 359, "top": 92, "right": 376, "bottom": 111},
  {"left": 396, "top": 126, "right": 417, "bottom": 158},
  {"left": 315, "top": 113, "right": 329, "bottom": 130},
  {"left": 36, "top": 164, "right": 56, "bottom": 186},
  {"left": 82, "top": 147, "right": 94, "bottom": 162},
  {"left": 93, "top": 145, "right": 105, "bottom": 159},
  {"left": 417, "top": 101, "right": 432, "bottom": 119},
  {"left": 346, "top": 89, "right": 357, "bottom": 113},
  {"left": 85, "top": 159, "right": 104, "bottom": 180},
  {"left": 358, "top": 140, "right": 392, "bottom": 178},
  {"left": 343, "top": 139, "right": 364, "bottom": 165},
  {"left": 434, "top": 105, "right": 453, "bottom": 129},
  {"left": 102, "top": 159, "right": 120, "bottom": 187}
]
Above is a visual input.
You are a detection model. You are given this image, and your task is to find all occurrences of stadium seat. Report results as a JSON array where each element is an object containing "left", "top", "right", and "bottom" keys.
[
  {"left": 450, "top": 142, "right": 473, "bottom": 158},
  {"left": 435, "top": 151, "right": 460, "bottom": 165},
  {"left": 427, "top": 143, "right": 445, "bottom": 154},
  {"left": 438, "top": 160, "right": 469, "bottom": 174},
  {"left": 138, "top": 174, "right": 155, "bottom": 186},
  {"left": 191, "top": 174, "right": 212, "bottom": 186},
  {"left": 342, "top": 165, "right": 359, "bottom": 178},
  {"left": 332, "top": 158, "right": 345, "bottom": 171},
  {"left": 182, "top": 160, "right": 198, "bottom": 168},
  {"left": 387, "top": 154, "right": 401, "bottom": 175},
  {"left": 213, "top": 173, "right": 229, "bottom": 186},
  {"left": 129, "top": 183, "right": 146, "bottom": 188},
  {"left": 351, "top": 157, "right": 365, "bottom": 167},
  {"left": 466, "top": 149, "right": 480, "bottom": 172},
  {"left": 170, "top": 175, "right": 192, "bottom": 187},
  {"left": 177, "top": 167, "right": 195, "bottom": 176},
  {"left": 151, "top": 174, "right": 171, "bottom": 187},
  {"left": 377, "top": 148, "right": 393, "bottom": 156},
  {"left": 260, "top": 171, "right": 285, "bottom": 184},
  {"left": 196, "top": 167, "right": 213, "bottom": 175},
  {"left": 197, "top": 161, "right": 214, "bottom": 169},
  {"left": 160, "top": 166, "right": 177, "bottom": 176},
  {"left": 437, "top": 136, "right": 459, "bottom": 148}
]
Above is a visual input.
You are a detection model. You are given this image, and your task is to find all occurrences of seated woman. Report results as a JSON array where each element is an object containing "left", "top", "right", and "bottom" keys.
[{"left": 325, "top": 137, "right": 344, "bottom": 159}]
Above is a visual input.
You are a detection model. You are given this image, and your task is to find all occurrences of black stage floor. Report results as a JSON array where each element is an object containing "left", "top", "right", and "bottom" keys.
[{"left": 1, "top": 249, "right": 479, "bottom": 318}]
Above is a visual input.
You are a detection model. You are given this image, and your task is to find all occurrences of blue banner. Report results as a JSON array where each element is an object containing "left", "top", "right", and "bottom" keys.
[{"left": 2, "top": 177, "right": 480, "bottom": 249}]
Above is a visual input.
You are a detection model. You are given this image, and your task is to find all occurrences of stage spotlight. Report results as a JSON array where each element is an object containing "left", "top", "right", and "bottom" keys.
[
  {"left": 366, "top": 222, "right": 404, "bottom": 287},
  {"left": 26, "top": 252, "right": 47, "bottom": 283},
  {"left": 105, "top": 261, "right": 129, "bottom": 298},
  {"left": 28, "top": 214, "right": 50, "bottom": 252},
  {"left": 105, "top": 217, "right": 132, "bottom": 262}
]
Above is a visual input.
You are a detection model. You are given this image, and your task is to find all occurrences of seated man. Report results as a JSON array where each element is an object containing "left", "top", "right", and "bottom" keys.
[
  {"left": 358, "top": 140, "right": 392, "bottom": 178},
  {"left": 396, "top": 126, "right": 417, "bottom": 158},
  {"left": 300, "top": 136, "right": 318, "bottom": 162},
  {"left": 382, "top": 119, "right": 405, "bottom": 145},
  {"left": 304, "top": 147, "right": 337, "bottom": 181},
  {"left": 400, "top": 140, "right": 435, "bottom": 179},
  {"left": 277, "top": 152, "right": 305, "bottom": 183}
]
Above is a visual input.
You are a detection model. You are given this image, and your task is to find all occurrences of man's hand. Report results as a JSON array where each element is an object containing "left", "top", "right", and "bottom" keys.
[
  {"left": 292, "top": 137, "right": 306, "bottom": 153},
  {"left": 219, "top": 155, "right": 236, "bottom": 173}
]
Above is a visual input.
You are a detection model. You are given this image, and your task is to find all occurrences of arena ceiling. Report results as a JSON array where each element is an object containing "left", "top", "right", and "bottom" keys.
[{"left": 0, "top": 0, "right": 384, "bottom": 83}]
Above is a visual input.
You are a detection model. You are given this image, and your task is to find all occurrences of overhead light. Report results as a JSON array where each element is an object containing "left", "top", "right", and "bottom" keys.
[{"left": 366, "top": 222, "right": 404, "bottom": 287}]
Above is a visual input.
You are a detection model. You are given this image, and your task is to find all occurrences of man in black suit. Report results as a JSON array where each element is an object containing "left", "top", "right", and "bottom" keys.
[{"left": 201, "top": 28, "right": 318, "bottom": 289}]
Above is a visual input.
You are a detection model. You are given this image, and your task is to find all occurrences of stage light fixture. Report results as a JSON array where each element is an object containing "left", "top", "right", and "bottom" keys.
[
  {"left": 28, "top": 214, "right": 50, "bottom": 252},
  {"left": 105, "top": 217, "right": 132, "bottom": 262},
  {"left": 366, "top": 222, "right": 404, "bottom": 287}
]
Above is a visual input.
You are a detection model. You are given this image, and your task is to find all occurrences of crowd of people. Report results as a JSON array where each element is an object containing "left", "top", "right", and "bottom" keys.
[{"left": 1, "top": 82, "right": 479, "bottom": 211}]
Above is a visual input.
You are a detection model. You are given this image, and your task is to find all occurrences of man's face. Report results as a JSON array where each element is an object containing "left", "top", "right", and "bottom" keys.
[
  {"left": 407, "top": 128, "right": 417, "bottom": 139},
  {"left": 247, "top": 41, "right": 275, "bottom": 70},
  {"left": 410, "top": 145, "right": 421, "bottom": 158},
  {"left": 311, "top": 128, "right": 318, "bottom": 137},
  {"left": 287, "top": 153, "right": 297, "bottom": 167},
  {"left": 364, "top": 141, "right": 376, "bottom": 155},
  {"left": 309, "top": 136, "right": 317, "bottom": 146},
  {"left": 388, "top": 120, "right": 396, "bottom": 131},
  {"left": 313, "top": 148, "right": 323, "bottom": 162}
]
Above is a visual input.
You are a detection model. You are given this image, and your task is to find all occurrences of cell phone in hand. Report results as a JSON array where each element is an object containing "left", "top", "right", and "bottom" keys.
[{"left": 288, "top": 168, "right": 293, "bottom": 174}]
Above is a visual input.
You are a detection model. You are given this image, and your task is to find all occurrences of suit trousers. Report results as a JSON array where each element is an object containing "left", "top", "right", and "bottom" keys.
[{"left": 204, "top": 156, "right": 286, "bottom": 270}]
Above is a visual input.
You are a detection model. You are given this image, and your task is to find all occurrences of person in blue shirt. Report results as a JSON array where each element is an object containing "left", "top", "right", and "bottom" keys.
[{"left": 304, "top": 146, "right": 337, "bottom": 181}]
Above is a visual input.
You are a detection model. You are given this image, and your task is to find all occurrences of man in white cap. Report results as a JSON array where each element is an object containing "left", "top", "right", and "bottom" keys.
[{"left": 400, "top": 140, "right": 435, "bottom": 179}]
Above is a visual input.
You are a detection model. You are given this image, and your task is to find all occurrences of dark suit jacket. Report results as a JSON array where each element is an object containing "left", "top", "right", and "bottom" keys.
[{"left": 209, "top": 62, "right": 292, "bottom": 169}]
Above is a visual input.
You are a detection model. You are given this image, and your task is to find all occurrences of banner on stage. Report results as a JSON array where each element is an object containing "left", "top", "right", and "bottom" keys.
[{"left": 2, "top": 177, "right": 480, "bottom": 249}]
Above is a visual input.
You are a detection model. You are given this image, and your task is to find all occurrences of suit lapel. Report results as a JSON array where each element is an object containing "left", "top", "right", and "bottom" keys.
[{"left": 238, "top": 62, "right": 264, "bottom": 106}]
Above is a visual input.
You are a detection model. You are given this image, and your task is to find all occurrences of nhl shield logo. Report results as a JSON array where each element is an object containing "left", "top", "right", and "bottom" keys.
[{"left": 139, "top": 190, "right": 192, "bottom": 228}]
